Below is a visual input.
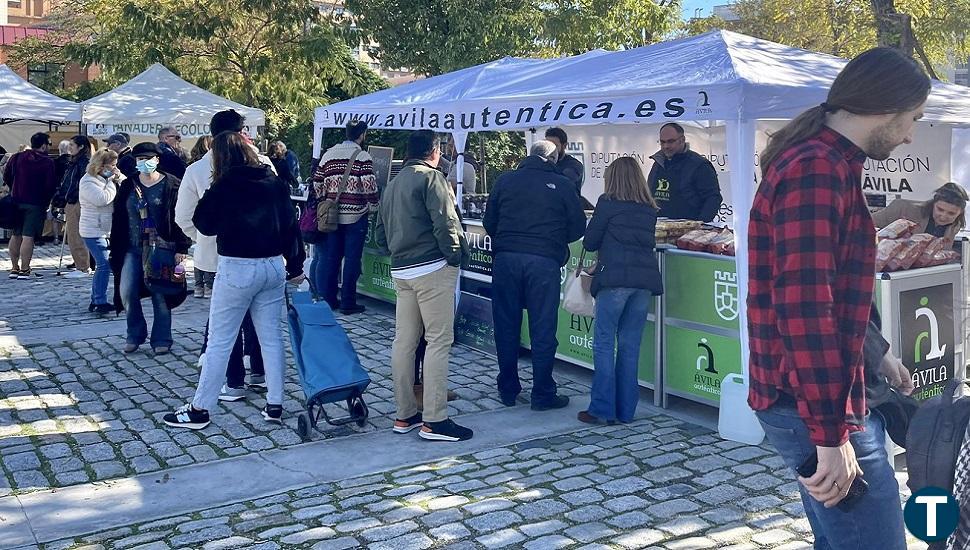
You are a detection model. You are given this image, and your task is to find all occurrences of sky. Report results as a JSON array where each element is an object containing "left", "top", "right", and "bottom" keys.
[{"left": 680, "top": 0, "right": 722, "bottom": 20}]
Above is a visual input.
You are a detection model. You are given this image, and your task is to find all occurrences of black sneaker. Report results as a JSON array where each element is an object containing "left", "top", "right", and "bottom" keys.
[
  {"left": 500, "top": 394, "right": 518, "bottom": 407},
  {"left": 94, "top": 303, "right": 114, "bottom": 314},
  {"left": 340, "top": 304, "right": 366, "bottom": 315},
  {"left": 393, "top": 412, "right": 423, "bottom": 434},
  {"left": 163, "top": 404, "right": 210, "bottom": 430},
  {"left": 419, "top": 419, "right": 473, "bottom": 442},
  {"left": 531, "top": 395, "right": 570, "bottom": 411},
  {"left": 262, "top": 404, "right": 283, "bottom": 424}
]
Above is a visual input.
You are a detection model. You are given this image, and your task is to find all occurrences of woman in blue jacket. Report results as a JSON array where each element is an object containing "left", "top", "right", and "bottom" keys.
[{"left": 580, "top": 157, "right": 663, "bottom": 424}]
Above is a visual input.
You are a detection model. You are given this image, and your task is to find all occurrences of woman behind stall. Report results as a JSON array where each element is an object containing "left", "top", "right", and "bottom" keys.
[
  {"left": 871, "top": 182, "right": 967, "bottom": 240},
  {"left": 579, "top": 157, "right": 663, "bottom": 425}
]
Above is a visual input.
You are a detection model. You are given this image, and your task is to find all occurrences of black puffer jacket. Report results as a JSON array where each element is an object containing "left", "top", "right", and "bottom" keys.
[
  {"left": 583, "top": 195, "right": 663, "bottom": 297},
  {"left": 54, "top": 154, "right": 89, "bottom": 206},
  {"left": 646, "top": 149, "right": 721, "bottom": 222}
]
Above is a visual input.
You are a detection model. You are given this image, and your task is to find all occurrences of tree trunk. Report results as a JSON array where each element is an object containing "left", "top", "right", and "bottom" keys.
[{"left": 868, "top": 0, "right": 915, "bottom": 56}]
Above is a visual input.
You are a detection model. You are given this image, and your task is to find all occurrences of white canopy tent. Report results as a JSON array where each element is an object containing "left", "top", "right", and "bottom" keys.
[
  {"left": 81, "top": 64, "right": 266, "bottom": 140},
  {"left": 0, "top": 64, "right": 82, "bottom": 123},
  {"left": 0, "top": 64, "right": 82, "bottom": 152},
  {"left": 314, "top": 30, "right": 970, "bottom": 442}
]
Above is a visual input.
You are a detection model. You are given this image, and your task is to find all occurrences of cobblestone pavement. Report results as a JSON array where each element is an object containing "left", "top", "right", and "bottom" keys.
[
  {"left": 1, "top": 245, "right": 925, "bottom": 549},
  {"left": 0, "top": 245, "right": 590, "bottom": 495},
  {"left": 32, "top": 420, "right": 926, "bottom": 550}
]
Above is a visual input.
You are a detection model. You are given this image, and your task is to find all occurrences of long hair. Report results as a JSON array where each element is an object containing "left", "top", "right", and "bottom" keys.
[
  {"left": 211, "top": 131, "right": 260, "bottom": 184},
  {"left": 86, "top": 149, "right": 119, "bottom": 178},
  {"left": 268, "top": 141, "right": 286, "bottom": 159},
  {"left": 69, "top": 135, "right": 92, "bottom": 161},
  {"left": 604, "top": 157, "right": 657, "bottom": 208},
  {"left": 761, "top": 48, "right": 931, "bottom": 173},
  {"left": 922, "top": 182, "right": 968, "bottom": 232},
  {"left": 190, "top": 136, "right": 213, "bottom": 164}
]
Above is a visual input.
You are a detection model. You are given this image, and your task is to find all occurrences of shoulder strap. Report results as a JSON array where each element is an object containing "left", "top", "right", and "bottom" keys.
[{"left": 334, "top": 149, "right": 363, "bottom": 202}]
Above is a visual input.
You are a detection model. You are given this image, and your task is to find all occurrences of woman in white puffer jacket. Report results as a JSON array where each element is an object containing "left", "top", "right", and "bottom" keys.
[{"left": 79, "top": 149, "right": 124, "bottom": 314}]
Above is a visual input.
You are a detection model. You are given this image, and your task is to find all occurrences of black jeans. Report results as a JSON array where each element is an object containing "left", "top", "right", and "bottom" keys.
[
  {"left": 201, "top": 311, "right": 264, "bottom": 388},
  {"left": 491, "top": 252, "right": 560, "bottom": 405}
]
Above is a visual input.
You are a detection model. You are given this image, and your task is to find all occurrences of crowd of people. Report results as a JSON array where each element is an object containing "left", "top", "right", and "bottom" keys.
[{"left": 5, "top": 45, "right": 970, "bottom": 548}]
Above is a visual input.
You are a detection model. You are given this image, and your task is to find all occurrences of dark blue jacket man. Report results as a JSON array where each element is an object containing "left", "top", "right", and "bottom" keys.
[{"left": 484, "top": 139, "right": 586, "bottom": 410}]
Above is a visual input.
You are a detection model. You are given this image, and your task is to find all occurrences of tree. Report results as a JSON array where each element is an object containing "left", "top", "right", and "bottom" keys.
[
  {"left": 687, "top": 0, "right": 970, "bottom": 78},
  {"left": 9, "top": 0, "right": 388, "bottom": 133},
  {"left": 343, "top": 0, "right": 682, "bottom": 76}
]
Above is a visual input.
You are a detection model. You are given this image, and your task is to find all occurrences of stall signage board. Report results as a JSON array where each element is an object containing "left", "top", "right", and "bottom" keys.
[
  {"left": 664, "top": 325, "right": 741, "bottom": 404},
  {"left": 521, "top": 310, "right": 656, "bottom": 384},
  {"left": 664, "top": 253, "right": 740, "bottom": 331},
  {"left": 368, "top": 146, "right": 394, "bottom": 194},
  {"left": 359, "top": 251, "right": 396, "bottom": 303},
  {"left": 899, "top": 283, "right": 955, "bottom": 401},
  {"left": 463, "top": 223, "right": 494, "bottom": 278},
  {"left": 454, "top": 292, "right": 497, "bottom": 356}
]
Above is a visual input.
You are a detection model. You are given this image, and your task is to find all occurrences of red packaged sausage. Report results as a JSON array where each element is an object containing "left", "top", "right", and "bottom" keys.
[{"left": 876, "top": 219, "right": 918, "bottom": 240}]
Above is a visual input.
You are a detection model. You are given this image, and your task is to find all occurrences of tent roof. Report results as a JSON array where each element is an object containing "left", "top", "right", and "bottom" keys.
[
  {"left": 316, "top": 30, "right": 970, "bottom": 131},
  {"left": 0, "top": 64, "right": 81, "bottom": 122},
  {"left": 82, "top": 64, "right": 265, "bottom": 126}
]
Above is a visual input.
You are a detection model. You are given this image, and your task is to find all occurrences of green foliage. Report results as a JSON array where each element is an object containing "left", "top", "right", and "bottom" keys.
[
  {"left": 686, "top": 0, "right": 970, "bottom": 76},
  {"left": 344, "top": 0, "right": 681, "bottom": 76},
  {"left": 9, "top": 0, "right": 388, "bottom": 138}
]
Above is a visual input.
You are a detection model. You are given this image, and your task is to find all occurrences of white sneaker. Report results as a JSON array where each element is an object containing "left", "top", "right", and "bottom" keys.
[
  {"left": 197, "top": 353, "right": 205, "bottom": 368},
  {"left": 64, "top": 270, "right": 91, "bottom": 279}
]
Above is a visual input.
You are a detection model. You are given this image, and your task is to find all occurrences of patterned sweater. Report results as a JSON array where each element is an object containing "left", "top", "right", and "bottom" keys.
[{"left": 312, "top": 141, "right": 379, "bottom": 225}]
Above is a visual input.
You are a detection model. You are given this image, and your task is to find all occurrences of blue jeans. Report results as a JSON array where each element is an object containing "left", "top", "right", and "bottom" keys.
[
  {"left": 192, "top": 256, "right": 286, "bottom": 412},
  {"left": 120, "top": 251, "right": 172, "bottom": 348},
  {"left": 82, "top": 237, "right": 111, "bottom": 305},
  {"left": 320, "top": 215, "right": 369, "bottom": 309},
  {"left": 756, "top": 404, "right": 906, "bottom": 550},
  {"left": 491, "top": 252, "right": 560, "bottom": 405},
  {"left": 590, "top": 288, "right": 650, "bottom": 423}
]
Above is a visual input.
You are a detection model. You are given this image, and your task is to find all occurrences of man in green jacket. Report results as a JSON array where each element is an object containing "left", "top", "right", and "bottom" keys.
[{"left": 375, "top": 130, "right": 472, "bottom": 443}]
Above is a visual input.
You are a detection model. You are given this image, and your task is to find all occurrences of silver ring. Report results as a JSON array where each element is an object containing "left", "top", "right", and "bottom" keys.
[{"left": 833, "top": 480, "right": 842, "bottom": 491}]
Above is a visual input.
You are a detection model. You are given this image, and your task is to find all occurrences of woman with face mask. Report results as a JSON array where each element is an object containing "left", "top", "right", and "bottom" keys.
[
  {"left": 108, "top": 142, "right": 192, "bottom": 355},
  {"left": 79, "top": 149, "right": 125, "bottom": 313},
  {"left": 53, "top": 135, "right": 95, "bottom": 277},
  {"left": 872, "top": 182, "right": 968, "bottom": 240}
]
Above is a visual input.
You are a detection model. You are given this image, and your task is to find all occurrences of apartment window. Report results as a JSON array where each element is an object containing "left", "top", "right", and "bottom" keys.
[
  {"left": 27, "top": 63, "right": 64, "bottom": 91},
  {"left": 8, "top": 0, "right": 23, "bottom": 8}
]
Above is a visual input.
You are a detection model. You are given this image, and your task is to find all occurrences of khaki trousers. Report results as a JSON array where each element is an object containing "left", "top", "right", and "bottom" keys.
[
  {"left": 65, "top": 203, "right": 90, "bottom": 271},
  {"left": 391, "top": 265, "right": 458, "bottom": 423}
]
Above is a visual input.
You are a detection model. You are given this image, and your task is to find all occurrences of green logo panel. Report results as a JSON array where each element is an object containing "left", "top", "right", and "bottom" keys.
[
  {"left": 521, "top": 310, "right": 657, "bottom": 384},
  {"left": 359, "top": 251, "right": 397, "bottom": 302},
  {"left": 664, "top": 253, "right": 740, "bottom": 331},
  {"left": 664, "top": 325, "right": 741, "bottom": 404}
]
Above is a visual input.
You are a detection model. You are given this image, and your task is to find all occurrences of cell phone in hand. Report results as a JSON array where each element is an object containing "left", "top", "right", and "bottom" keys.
[{"left": 796, "top": 452, "right": 869, "bottom": 511}]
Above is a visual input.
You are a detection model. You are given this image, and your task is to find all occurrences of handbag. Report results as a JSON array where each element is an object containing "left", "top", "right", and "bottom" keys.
[
  {"left": 562, "top": 248, "right": 596, "bottom": 317},
  {"left": 0, "top": 194, "right": 18, "bottom": 230},
  {"left": 316, "top": 149, "right": 362, "bottom": 233},
  {"left": 134, "top": 183, "right": 186, "bottom": 295}
]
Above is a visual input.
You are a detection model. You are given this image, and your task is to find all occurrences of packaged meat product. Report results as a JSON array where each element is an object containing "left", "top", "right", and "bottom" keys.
[
  {"left": 884, "top": 235, "right": 933, "bottom": 272},
  {"left": 676, "top": 229, "right": 715, "bottom": 251},
  {"left": 876, "top": 219, "right": 918, "bottom": 240},
  {"left": 707, "top": 230, "right": 736, "bottom": 255},
  {"left": 724, "top": 241, "right": 736, "bottom": 256},
  {"left": 875, "top": 239, "right": 905, "bottom": 272},
  {"left": 912, "top": 236, "right": 948, "bottom": 268}
]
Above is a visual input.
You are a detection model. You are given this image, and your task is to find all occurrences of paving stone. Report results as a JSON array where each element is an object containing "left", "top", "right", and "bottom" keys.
[
  {"left": 3, "top": 452, "right": 41, "bottom": 471},
  {"left": 92, "top": 461, "right": 127, "bottom": 479},
  {"left": 561, "top": 488, "right": 605, "bottom": 506},
  {"left": 428, "top": 522, "right": 472, "bottom": 542},
  {"left": 201, "top": 536, "right": 253, "bottom": 550},
  {"left": 647, "top": 498, "right": 700, "bottom": 520},
  {"left": 523, "top": 535, "right": 574, "bottom": 549},
  {"left": 360, "top": 520, "right": 418, "bottom": 542},
  {"left": 280, "top": 527, "right": 338, "bottom": 545},
  {"left": 476, "top": 528, "right": 526, "bottom": 548},
  {"left": 169, "top": 526, "right": 233, "bottom": 547},
  {"left": 566, "top": 505, "right": 611, "bottom": 523},
  {"left": 514, "top": 498, "right": 569, "bottom": 520},
  {"left": 519, "top": 519, "right": 568, "bottom": 537},
  {"left": 751, "top": 529, "right": 796, "bottom": 545},
  {"left": 466, "top": 511, "right": 522, "bottom": 533},
  {"left": 599, "top": 476, "right": 652, "bottom": 495},
  {"left": 614, "top": 528, "right": 666, "bottom": 548},
  {"left": 656, "top": 516, "right": 712, "bottom": 536},
  {"left": 367, "top": 532, "right": 433, "bottom": 550},
  {"left": 604, "top": 495, "right": 650, "bottom": 513},
  {"left": 695, "top": 484, "right": 747, "bottom": 506},
  {"left": 463, "top": 498, "right": 515, "bottom": 515},
  {"left": 420, "top": 509, "right": 464, "bottom": 528},
  {"left": 308, "top": 537, "right": 360, "bottom": 550},
  {"left": 178, "top": 517, "right": 230, "bottom": 533}
]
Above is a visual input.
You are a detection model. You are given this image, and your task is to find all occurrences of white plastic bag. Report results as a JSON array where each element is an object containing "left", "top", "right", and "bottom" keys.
[{"left": 562, "top": 249, "right": 595, "bottom": 317}]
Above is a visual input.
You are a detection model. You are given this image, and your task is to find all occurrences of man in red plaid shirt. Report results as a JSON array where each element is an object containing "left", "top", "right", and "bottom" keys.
[{"left": 748, "top": 48, "right": 930, "bottom": 549}]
